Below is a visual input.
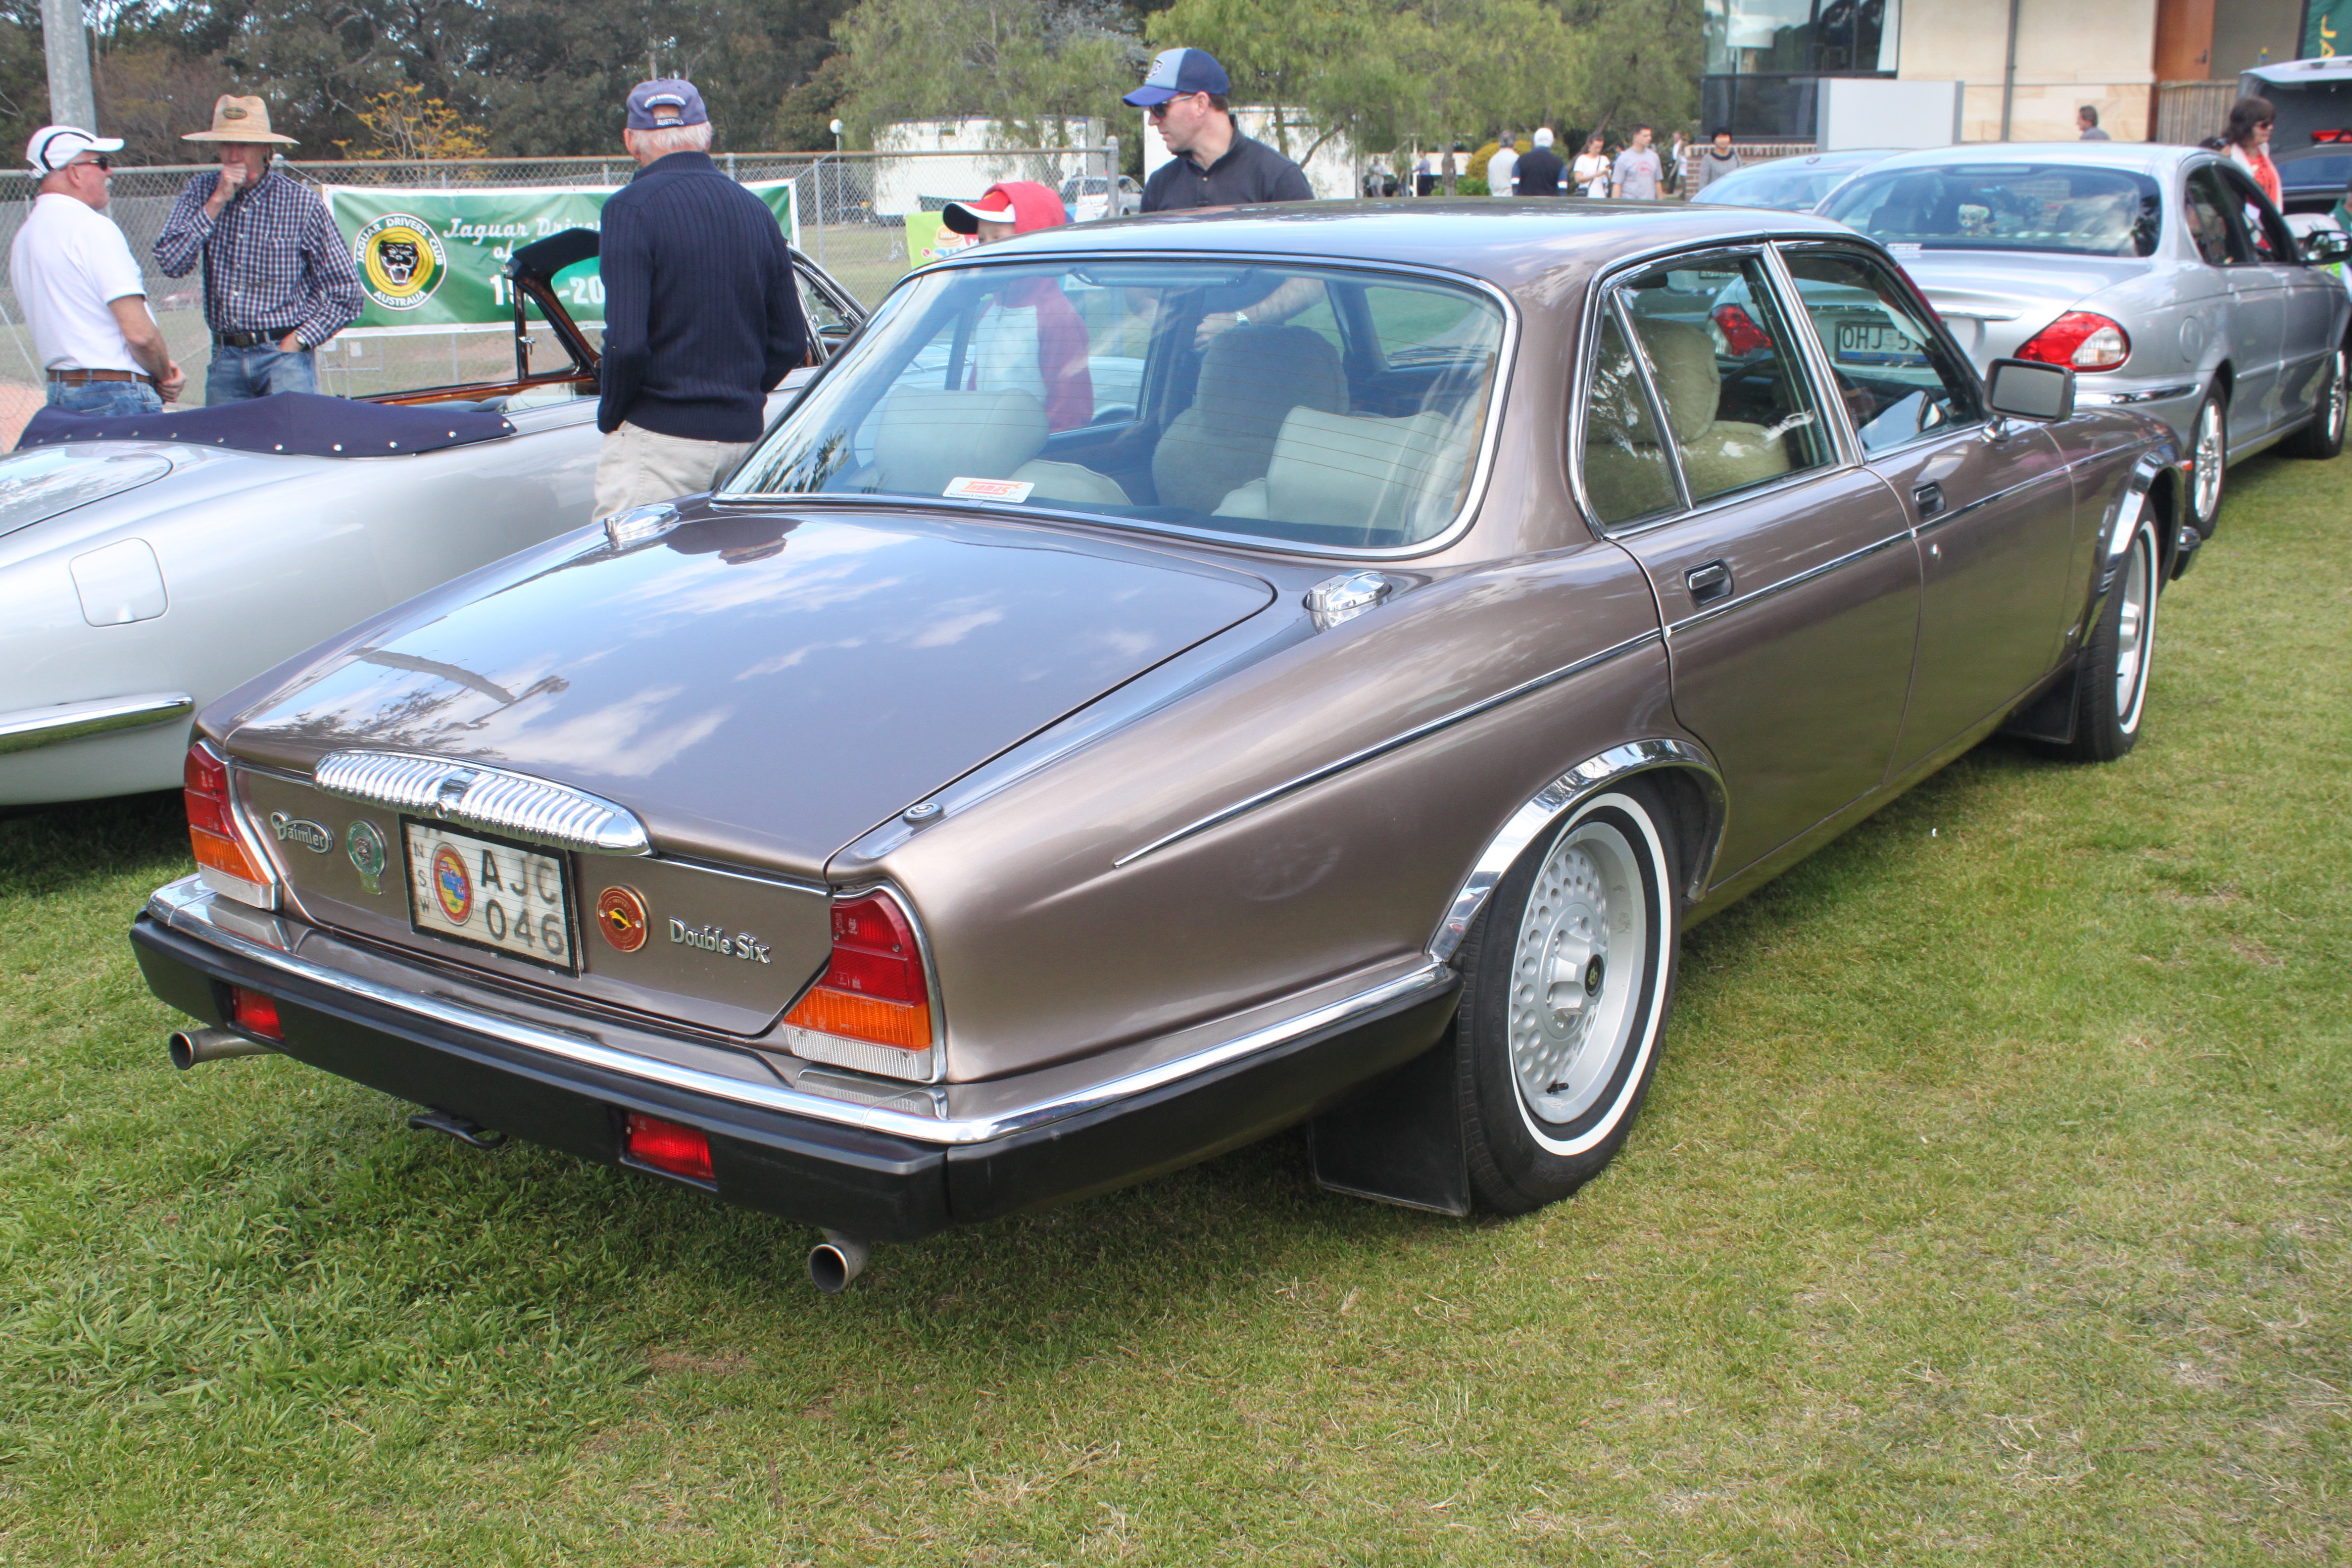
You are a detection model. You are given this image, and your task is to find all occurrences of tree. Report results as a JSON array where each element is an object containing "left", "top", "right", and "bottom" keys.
[
  {"left": 335, "top": 81, "right": 489, "bottom": 158},
  {"left": 1561, "top": 0, "right": 1701, "bottom": 142},
  {"left": 831, "top": 0, "right": 1145, "bottom": 147}
]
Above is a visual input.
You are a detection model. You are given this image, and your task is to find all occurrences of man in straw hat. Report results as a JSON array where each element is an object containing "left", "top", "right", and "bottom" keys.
[{"left": 154, "top": 95, "right": 362, "bottom": 403}]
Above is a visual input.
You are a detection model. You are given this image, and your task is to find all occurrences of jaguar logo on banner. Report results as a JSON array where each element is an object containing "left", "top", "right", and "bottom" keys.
[{"left": 352, "top": 213, "right": 448, "bottom": 310}]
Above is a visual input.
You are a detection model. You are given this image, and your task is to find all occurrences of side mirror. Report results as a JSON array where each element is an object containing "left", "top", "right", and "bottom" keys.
[
  {"left": 2302, "top": 226, "right": 2352, "bottom": 264},
  {"left": 1985, "top": 357, "right": 2075, "bottom": 423}
]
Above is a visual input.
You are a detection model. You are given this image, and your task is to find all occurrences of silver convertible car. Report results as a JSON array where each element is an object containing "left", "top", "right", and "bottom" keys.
[
  {"left": 1817, "top": 143, "right": 2352, "bottom": 535},
  {"left": 0, "top": 243, "right": 866, "bottom": 807},
  {"left": 133, "top": 204, "right": 2189, "bottom": 1290}
]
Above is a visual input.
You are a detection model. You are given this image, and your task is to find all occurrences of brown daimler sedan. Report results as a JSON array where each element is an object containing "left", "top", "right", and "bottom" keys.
[{"left": 132, "top": 205, "right": 2192, "bottom": 1290}]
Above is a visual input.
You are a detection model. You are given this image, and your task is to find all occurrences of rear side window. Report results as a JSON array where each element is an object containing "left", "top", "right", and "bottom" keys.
[
  {"left": 1778, "top": 247, "right": 1983, "bottom": 451},
  {"left": 1588, "top": 254, "right": 1836, "bottom": 515},
  {"left": 2184, "top": 167, "right": 2244, "bottom": 265}
]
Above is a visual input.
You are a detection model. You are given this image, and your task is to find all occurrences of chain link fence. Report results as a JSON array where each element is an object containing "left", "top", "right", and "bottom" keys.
[{"left": 0, "top": 146, "right": 1115, "bottom": 423}]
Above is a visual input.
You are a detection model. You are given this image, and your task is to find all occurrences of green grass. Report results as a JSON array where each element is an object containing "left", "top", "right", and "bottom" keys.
[{"left": 2, "top": 449, "right": 2349, "bottom": 1564}]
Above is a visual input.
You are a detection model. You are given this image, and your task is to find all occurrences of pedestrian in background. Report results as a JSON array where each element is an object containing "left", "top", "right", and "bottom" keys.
[
  {"left": 1127, "top": 49, "right": 1311, "bottom": 211},
  {"left": 2077, "top": 105, "right": 2111, "bottom": 141},
  {"left": 1572, "top": 134, "right": 1610, "bottom": 197},
  {"left": 1612, "top": 126, "right": 1664, "bottom": 199},
  {"left": 12, "top": 126, "right": 184, "bottom": 418},
  {"left": 153, "top": 96, "right": 360, "bottom": 404},
  {"left": 1514, "top": 128, "right": 1566, "bottom": 196},
  {"left": 1666, "top": 130, "right": 1689, "bottom": 195},
  {"left": 2223, "top": 97, "right": 2281, "bottom": 205},
  {"left": 592, "top": 78, "right": 807, "bottom": 522},
  {"left": 937, "top": 181, "right": 1092, "bottom": 431},
  {"left": 1486, "top": 135, "right": 1519, "bottom": 199},
  {"left": 1690, "top": 128, "right": 1743, "bottom": 196}
]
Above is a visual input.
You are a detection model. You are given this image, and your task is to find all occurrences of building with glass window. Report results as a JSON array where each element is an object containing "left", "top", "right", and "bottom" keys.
[{"left": 1702, "top": 0, "right": 2307, "bottom": 145}]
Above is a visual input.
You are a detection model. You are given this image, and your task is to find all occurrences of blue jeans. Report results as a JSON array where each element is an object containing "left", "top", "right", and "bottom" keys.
[
  {"left": 47, "top": 378, "right": 162, "bottom": 418},
  {"left": 206, "top": 343, "right": 318, "bottom": 403}
]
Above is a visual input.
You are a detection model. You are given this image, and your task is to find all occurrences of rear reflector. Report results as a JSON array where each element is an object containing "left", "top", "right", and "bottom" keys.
[
  {"left": 624, "top": 1112, "right": 714, "bottom": 1181},
  {"left": 183, "top": 741, "right": 278, "bottom": 908},
  {"left": 782, "top": 888, "right": 936, "bottom": 1079},
  {"left": 230, "top": 985, "right": 283, "bottom": 1041}
]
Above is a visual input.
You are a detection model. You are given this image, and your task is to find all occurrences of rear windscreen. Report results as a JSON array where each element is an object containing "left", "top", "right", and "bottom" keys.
[{"left": 1823, "top": 164, "right": 2163, "bottom": 257}]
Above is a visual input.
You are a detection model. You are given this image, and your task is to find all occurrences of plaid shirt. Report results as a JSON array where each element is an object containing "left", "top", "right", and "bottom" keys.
[{"left": 154, "top": 169, "right": 363, "bottom": 347}]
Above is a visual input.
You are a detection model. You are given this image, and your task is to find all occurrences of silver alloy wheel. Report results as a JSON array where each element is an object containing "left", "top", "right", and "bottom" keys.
[
  {"left": 2113, "top": 522, "right": 2156, "bottom": 734},
  {"left": 2192, "top": 396, "right": 2225, "bottom": 521},
  {"left": 1507, "top": 814, "right": 1650, "bottom": 1135}
]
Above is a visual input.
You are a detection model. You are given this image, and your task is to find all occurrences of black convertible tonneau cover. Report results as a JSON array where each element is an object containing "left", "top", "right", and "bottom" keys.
[{"left": 15, "top": 391, "right": 516, "bottom": 458}]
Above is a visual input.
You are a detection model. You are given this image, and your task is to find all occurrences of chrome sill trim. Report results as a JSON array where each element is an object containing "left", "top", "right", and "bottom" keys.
[
  {"left": 143, "top": 877, "right": 1451, "bottom": 1147},
  {"left": 312, "top": 749, "right": 649, "bottom": 856},
  {"left": 0, "top": 692, "right": 192, "bottom": 755},
  {"left": 2080, "top": 383, "right": 2196, "bottom": 406},
  {"left": 1669, "top": 530, "right": 1911, "bottom": 635},
  {"left": 1113, "top": 627, "right": 1665, "bottom": 869}
]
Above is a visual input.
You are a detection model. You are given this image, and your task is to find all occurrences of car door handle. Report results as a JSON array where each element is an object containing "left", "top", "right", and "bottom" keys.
[
  {"left": 1684, "top": 560, "right": 1733, "bottom": 606},
  {"left": 1913, "top": 482, "right": 1945, "bottom": 517}
]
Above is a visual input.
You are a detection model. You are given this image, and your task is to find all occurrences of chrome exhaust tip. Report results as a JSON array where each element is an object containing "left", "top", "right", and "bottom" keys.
[
  {"left": 807, "top": 1230, "right": 871, "bottom": 1293},
  {"left": 168, "top": 1027, "right": 278, "bottom": 1070}
]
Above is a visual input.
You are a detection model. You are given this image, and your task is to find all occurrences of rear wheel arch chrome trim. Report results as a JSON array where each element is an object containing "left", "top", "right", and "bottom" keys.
[{"left": 1427, "top": 738, "right": 1726, "bottom": 964}]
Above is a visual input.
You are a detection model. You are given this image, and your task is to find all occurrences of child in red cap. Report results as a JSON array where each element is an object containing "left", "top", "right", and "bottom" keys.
[{"left": 939, "top": 181, "right": 1093, "bottom": 431}]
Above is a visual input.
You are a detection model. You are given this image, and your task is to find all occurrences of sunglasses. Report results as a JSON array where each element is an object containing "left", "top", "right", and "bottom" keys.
[
  {"left": 1146, "top": 94, "right": 1201, "bottom": 121},
  {"left": 66, "top": 154, "right": 109, "bottom": 171}
]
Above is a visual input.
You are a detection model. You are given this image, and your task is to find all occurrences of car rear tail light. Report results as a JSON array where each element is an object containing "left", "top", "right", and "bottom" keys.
[
  {"left": 781, "top": 888, "right": 936, "bottom": 1079},
  {"left": 229, "top": 985, "right": 283, "bottom": 1042},
  {"left": 2313, "top": 129, "right": 2352, "bottom": 144},
  {"left": 2016, "top": 311, "right": 2130, "bottom": 371},
  {"left": 184, "top": 742, "right": 279, "bottom": 909},
  {"left": 1710, "top": 302, "right": 1773, "bottom": 355},
  {"left": 624, "top": 1112, "right": 714, "bottom": 1182}
]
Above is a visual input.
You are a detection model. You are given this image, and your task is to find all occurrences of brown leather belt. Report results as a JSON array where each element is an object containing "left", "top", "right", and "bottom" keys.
[{"left": 49, "top": 368, "right": 154, "bottom": 386}]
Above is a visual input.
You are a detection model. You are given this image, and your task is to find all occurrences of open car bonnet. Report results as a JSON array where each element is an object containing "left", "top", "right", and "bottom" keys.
[{"left": 220, "top": 506, "right": 1276, "bottom": 874}]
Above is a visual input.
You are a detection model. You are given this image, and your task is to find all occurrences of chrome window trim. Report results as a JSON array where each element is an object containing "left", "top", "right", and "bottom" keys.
[
  {"left": 1427, "top": 737, "right": 1726, "bottom": 961},
  {"left": 722, "top": 249, "right": 1522, "bottom": 564},
  {"left": 1112, "top": 626, "right": 1665, "bottom": 870},
  {"left": 1569, "top": 238, "right": 1868, "bottom": 538},
  {"left": 0, "top": 691, "right": 192, "bottom": 755},
  {"left": 143, "top": 876, "right": 1451, "bottom": 1148}
]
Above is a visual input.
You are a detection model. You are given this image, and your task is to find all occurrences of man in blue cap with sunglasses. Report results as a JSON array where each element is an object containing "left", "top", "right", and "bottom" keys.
[{"left": 1127, "top": 48, "right": 1312, "bottom": 213}]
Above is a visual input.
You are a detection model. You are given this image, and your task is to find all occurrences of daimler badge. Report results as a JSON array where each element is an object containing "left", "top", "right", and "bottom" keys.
[
  {"left": 269, "top": 813, "right": 334, "bottom": 853},
  {"left": 596, "top": 886, "right": 650, "bottom": 953},
  {"left": 346, "top": 820, "right": 386, "bottom": 894}
]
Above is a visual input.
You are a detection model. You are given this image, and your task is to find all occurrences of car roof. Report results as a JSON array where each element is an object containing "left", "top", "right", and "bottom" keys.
[
  {"left": 1849, "top": 142, "right": 2207, "bottom": 178},
  {"left": 945, "top": 199, "right": 1859, "bottom": 293},
  {"left": 2246, "top": 56, "right": 2352, "bottom": 86}
]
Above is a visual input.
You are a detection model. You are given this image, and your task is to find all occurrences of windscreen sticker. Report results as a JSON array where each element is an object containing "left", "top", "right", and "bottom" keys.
[{"left": 943, "top": 476, "right": 1034, "bottom": 503}]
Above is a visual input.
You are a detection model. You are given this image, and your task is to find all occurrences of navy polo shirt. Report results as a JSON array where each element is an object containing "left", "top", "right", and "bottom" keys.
[{"left": 1142, "top": 130, "right": 1314, "bottom": 212}]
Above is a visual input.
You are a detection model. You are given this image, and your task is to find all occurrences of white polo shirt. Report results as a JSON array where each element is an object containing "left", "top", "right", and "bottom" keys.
[{"left": 8, "top": 192, "right": 147, "bottom": 373}]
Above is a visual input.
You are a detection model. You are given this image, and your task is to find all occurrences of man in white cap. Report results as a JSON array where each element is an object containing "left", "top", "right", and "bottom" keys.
[
  {"left": 9, "top": 126, "right": 185, "bottom": 418},
  {"left": 153, "top": 96, "right": 362, "bottom": 403}
]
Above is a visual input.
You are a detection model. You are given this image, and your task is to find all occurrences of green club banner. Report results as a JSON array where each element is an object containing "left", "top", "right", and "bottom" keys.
[
  {"left": 322, "top": 182, "right": 800, "bottom": 333},
  {"left": 2311, "top": 0, "right": 2351, "bottom": 58}
]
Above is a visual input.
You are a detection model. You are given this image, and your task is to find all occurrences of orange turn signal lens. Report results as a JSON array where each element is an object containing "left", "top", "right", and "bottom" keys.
[{"left": 782, "top": 987, "right": 932, "bottom": 1051}]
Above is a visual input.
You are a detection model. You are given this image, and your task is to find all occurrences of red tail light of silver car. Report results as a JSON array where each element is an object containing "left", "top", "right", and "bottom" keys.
[
  {"left": 2015, "top": 310, "right": 2130, "bottom": 371},
  {"left": 780, "top": 888, "right": 939, "bottom": 1081}
]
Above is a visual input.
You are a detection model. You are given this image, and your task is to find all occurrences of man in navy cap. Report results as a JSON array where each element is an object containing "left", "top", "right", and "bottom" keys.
[
  {"left": 1126, "top": 48, "right": 1312, "bottom": 213},
  {"left": 591, "top": 77, "right": 807, "bottom": 521}
]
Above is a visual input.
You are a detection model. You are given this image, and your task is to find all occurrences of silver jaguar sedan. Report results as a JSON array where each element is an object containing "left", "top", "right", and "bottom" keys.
[{"left": 1818, "top": 143, "right": 2352, "bottom": 535}]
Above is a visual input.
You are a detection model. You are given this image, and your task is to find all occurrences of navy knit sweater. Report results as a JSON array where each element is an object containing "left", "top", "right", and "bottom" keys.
[{"left": 596, "top": 150, "right": 808, "bottom": 442}]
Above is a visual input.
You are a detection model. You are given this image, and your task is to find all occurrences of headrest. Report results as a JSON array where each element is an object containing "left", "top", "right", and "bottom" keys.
[
  {"left": 1193, "top": 325, "right": 1348, "bottom": 422},
  {"left": 1631, "top": 318, "right": 1721, "bottom": 445},
  {"left": 871, "top": 388, "right": 1047, "bottom": 496}
]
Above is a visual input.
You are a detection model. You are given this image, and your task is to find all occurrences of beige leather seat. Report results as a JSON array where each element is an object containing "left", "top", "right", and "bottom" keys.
[
  {"left": 871, "top": 388, "right": 1047, "bottom": 496},
  {"left": 1152, "top": 326, "right": 1349, "bottom": 514},
  {"left": 1214, "top": 407, "right": 1465, "bottom": 542},
  {"left": 1586, "top": 317, "right": 1792, "bottom": 514}
]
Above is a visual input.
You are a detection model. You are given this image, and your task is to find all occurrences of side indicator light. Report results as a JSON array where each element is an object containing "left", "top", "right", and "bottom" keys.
[
  {"left": 624, "top": 1112, "right": 713, "bottom": 1181},
  {"left": 184, "top": 742, "right": 280, "bottom": 909},
  {"left": 230, "top": 985, "right": 283, "bottom": 1042}
]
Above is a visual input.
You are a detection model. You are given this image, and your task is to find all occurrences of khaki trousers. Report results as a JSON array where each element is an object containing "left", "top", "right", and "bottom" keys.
[{"left": 591, "top": 421, "right": 753, "bottom": 521}]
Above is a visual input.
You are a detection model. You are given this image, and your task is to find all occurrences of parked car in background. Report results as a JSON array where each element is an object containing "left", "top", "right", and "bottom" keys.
[
  {"left": 1687, "top": 148, "right": 1900, "bottom": 213},
  {"left": 1819, "top": 143, "right": 2352, "bottom": 535},
  {"left": 0, "top": 247, "right": 867, "bottom": 807},
  {"left": 2242, "top": 56, "right": 2352, "bottom": 214},
  {"left": 134, "top": 204, "right": 2191, "bottom": 1289},
  {"left": 1061, "top": 174, "right": 1144, "bottom": 221}
]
